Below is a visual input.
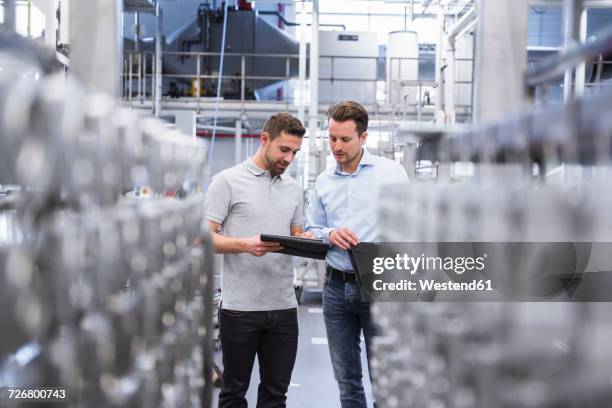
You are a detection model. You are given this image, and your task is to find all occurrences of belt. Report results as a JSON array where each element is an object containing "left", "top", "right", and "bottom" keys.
[{"left": 326, "top": 265, "right": 357, "bottom": 283}]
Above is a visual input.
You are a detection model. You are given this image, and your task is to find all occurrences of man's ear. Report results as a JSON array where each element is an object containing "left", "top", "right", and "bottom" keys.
[
  {"left": 360, "top": 131, "right": 368, "bottom": 145},
  {"left": 261, "top": 132, "right": 270, "bottom": 146}
]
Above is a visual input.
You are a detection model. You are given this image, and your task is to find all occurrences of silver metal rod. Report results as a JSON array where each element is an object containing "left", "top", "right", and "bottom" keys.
[
  {"left": 435, "top": 7, "right": 444, "bottom": 115},
  {"left": 154, "top": 1, "right": 163, "bottom": 117},
  {"left": 137, "top": 53, "right": 142, "bottom": 102},
  {"left": 3, "top": 0, "right": 16, "bottom": 32},
  {"left": 574, "top": 8, "right": 588, "bottom": 98},
  {"left": 240, "top": 55, "right": 246, "bottom": 113},
  {"left": 308, "top": 0, "right": 320, "bottom": 183},
  {"left": 196, "top": 55, "right": 201, "bottom": 114},
  {"left": 122, "top": 58, "right": 127, "bottom": 99},
  {"left": 128, "top": 53, "right": 133, "bottom": 106},
  {"left": 563, "top": 0, "right": 582, "bottom": 101},
  {"left": 160, "top": 51, "right": 300, "bottom": 58},
  {"left": 235, "top": 120, "right": 242, "bottom": 165},
  {"left": 526, "top": 24, "right": 612, "bottom": 87},
  {"left": 297, "top": 0, "right": 307, "bottom": 124},
  {"left": 151, "top": 55, "right": 156, "bottom": 114},
  {"left": 143, "top": 52, "right": 147, "bottom": 103},
  {"left": 448, "top": 7, "right": 477, "bottom": 43}
]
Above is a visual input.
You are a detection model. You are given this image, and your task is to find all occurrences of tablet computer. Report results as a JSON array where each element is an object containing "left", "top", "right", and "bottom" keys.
[{"left": 261, "top": 234, "right": 329, "bottom": 260}]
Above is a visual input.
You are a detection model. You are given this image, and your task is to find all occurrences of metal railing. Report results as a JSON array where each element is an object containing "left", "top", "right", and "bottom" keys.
[
  {"left": 122, "top": 50, "right": 300, "bottom": 111},
  {"left": 525, "top": 25, "right": 612, "bottom": 103},
  {"left": 121, "top": 50, "right": 474, "bottom": 115},
  {"left": 527, "top": 59, "right": 612, "bottom": 103},
  {"left": 387, "top": 56, "right": 474, "bottom": 114}
]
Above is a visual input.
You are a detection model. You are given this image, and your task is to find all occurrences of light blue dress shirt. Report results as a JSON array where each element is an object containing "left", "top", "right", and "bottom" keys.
[{"left": 306, "top": 148, "right": 410, "bottom": 271}]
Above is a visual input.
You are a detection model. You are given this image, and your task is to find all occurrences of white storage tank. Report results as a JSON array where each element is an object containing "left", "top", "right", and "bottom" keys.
[
  {"left": 386, "top": 31, "right": 419, "bottom": 106},
  {"left": 318, "top": 31, "right": 378, "bottom": 105}
]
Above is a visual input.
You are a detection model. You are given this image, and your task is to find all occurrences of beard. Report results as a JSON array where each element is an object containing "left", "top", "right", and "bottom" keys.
[
  {"left": 264, "top": 151, "right": 289, "bottom": 177},
  {"left": 335, "top": 149, "right": 361, "bottom": 166}
]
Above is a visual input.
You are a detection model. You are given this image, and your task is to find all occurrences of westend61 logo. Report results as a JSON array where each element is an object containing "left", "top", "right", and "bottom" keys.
[{"left": 372, "top": 253, "right": 488, "bottom": 275}]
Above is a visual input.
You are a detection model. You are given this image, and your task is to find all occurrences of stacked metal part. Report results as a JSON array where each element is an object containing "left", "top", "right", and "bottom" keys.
[
  {"left": 370, "top": 90, "right": 612, "bottom": 407},
  {"left": 0, "top": 65, "right": 213, "bottom": 406}
]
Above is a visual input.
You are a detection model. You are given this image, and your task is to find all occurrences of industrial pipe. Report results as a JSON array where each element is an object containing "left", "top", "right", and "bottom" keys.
[{"left": 258, "top": 10, "right": 346, "bottom": 30}]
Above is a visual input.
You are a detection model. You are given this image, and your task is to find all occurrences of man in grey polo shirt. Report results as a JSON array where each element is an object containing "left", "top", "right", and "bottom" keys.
[{"left": 204, "top": 112, "right": 308, "bottom": 408}]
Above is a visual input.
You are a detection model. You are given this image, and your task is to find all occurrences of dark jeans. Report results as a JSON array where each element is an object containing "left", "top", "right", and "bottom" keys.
[
  {"left": 218, "top": 308, "right": 298, "bottom": 408},
  {"left": 323, "top": 273, "right": 377, "bottom": 408}
]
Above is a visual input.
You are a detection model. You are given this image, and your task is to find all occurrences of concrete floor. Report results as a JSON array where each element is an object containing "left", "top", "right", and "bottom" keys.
[{"left": 212, "top": 291, "right": 374, "bottom": 407}]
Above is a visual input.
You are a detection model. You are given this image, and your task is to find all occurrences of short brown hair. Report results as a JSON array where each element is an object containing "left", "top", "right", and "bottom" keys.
[
  {"left": 327, "top": 101, "right": 369, "bottom": 135},
  {"left": 263, "top": 113, "right": 306, "bottom": 140}
]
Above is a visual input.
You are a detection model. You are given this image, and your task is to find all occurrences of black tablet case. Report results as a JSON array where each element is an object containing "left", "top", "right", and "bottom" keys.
[
  {"left": 348, "top": 242, "right": 380, "bottom": 282},
  {"left": 261, "top": 234, "right": 329, "bottom": 260}
]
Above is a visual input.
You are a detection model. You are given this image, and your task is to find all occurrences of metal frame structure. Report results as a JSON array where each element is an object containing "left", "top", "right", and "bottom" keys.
[{"left": 120, "top": 51, "right": 474, "bottom": 119}]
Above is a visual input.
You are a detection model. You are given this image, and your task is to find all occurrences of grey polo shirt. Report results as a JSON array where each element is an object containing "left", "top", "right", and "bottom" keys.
[{"left": 204, "top": 159, "right": 304, "bottom": 311}]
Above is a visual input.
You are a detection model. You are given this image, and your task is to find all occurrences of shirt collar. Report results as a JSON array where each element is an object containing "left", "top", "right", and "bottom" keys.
[
  {"left": 359, "top": 148, "right": 377, "bottom": 166},
  {"left": 244, "top": 158, "right": 283, "bottom": 180},
  {"left": 334, "top": 148, "right": 376, "bottom": 175}
]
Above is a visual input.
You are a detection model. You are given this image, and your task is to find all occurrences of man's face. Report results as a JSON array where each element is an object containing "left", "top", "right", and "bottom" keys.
[
  {"left": 262, "top": 131, "right": 303, "bottom": 176},
  {"left": 328, "top": 119, "right": 367, "bottom": 166}
]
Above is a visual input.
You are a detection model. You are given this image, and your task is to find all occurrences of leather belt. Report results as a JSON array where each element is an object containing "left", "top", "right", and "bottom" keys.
[{"left": 326, "top": 265, "right": 357, "bottom": 283}]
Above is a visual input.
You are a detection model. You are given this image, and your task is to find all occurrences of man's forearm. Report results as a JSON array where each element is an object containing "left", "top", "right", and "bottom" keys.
[{"left": 211, "top": 232, "right": 247, "bottom": 254}]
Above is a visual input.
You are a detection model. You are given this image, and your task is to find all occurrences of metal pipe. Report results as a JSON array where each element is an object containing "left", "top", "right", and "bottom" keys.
[
  {"left": 456, "top": 18, "right": 477, "bottom": 40},
  {"left": 470, "top": 32, "right": 476, "bottom": 123},
  {"left": 159, "top": 51, "right": 301, "bottom": 58},
  {"left": 178, "top": 4, "right": 209, "bottom": 63},
  {"left": 448, "top": 6, "right": 477, "bottom": 43},
  {"left": 196, "top": 54, "right": 201, "bottom": 113},
  {"left": 142, "top": 52, "right": 147, "bottom": 102},
  {"left": 240, "top": 55, "right": 245, "bottom": 109},
  {"left": 128, "top": 52, "right": 133, "bottom": 106},
  {"left": 563, "top": 0, "right": 582, "bottom": 101},
  {"left": 530, "top": 0, "right": 612, "bottom": 7},
  {"left": 198, "top": 124, "right": 247, "bottom": 133},
  {"left": 574, "top": 7, "right": 588, "bottom": 98},
  {"left": 446, "top": 45, "right": 456, "bottom": 123},
  {"left": 258, "top": 10, "right": 346, "bottom": 30},
  {"left": 27, "top": 0, "right": 32, "bottom": 37},
  {"left": 594, "top": 54, "right": 604, "bottom": 87},
  {"left": 435, "top": 7, "right": 444, "bottom": 116},
  {"left": 525, "top": 24, "right": 612, "bottom": 86},
  {"left": 151, "top": 56, "right": 155, "bottom": 114},
  {"left": 154, "top": 1, "right": 163, "bottom": 117},
  {"left": 3, "top": 0, "right": 16, "bottom": 32},
  {"left": 297, "top": 0, "right": 307, "bottom": 124},
  {"left": 123, "top": 57, "right": 127, "bottom": 99},
  {"left": 308, "top": 0, "right": 320, "bottom": 183},
  {"left": 134, "top": 12, "right": 140, "bottom": 51},
  {"left": 235, "top": 120, "right": 242, "bottom": 165},
  {"left": 302, "top": 10, "right": 438, "bottom": 18},
  {"left": 285, "top": 56, "right": 290, "bottom": 100},
  {"left": 138, "top": 52, "right": 142, "bottom": 102}
]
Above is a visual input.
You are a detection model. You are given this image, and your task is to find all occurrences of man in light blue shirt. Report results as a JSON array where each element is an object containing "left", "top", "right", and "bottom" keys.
[{"left": 306, "top": 101, "right": 409, "bottom": 408}]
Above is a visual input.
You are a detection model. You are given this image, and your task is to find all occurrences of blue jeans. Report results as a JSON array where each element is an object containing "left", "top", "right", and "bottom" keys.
[{"left": 323, "top": 273, "right": 377, "bottom": 408}]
